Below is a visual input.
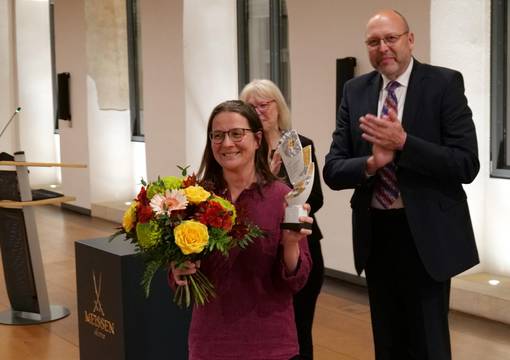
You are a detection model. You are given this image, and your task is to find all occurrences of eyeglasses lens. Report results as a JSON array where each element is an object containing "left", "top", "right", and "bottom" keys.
[{"left": 210, "top": 128, "right": 247, "bottom": 143}]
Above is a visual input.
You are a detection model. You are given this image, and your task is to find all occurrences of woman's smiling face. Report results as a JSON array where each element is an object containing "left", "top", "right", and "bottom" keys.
[{"left": 210, "top": 111, "right": 261, "bottom": 173}]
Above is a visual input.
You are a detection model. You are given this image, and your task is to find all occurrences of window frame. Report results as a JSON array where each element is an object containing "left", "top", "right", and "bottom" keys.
[
  {"left": 126, "top": 0, "right": 144, "bottom": 141},
  {"left": 236, "top": 0, "right": 290, "bottom": 102},
  {"left": 491, "top": 0, "right": 510, "bottom": 177}
]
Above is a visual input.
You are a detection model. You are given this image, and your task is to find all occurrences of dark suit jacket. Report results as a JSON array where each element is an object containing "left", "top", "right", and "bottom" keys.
[
  {"left": 279, "top": 134, "right": 324, "bottom": 242},
  {"left": 323, "top": 59, "right": 479, "bottom": 282}
]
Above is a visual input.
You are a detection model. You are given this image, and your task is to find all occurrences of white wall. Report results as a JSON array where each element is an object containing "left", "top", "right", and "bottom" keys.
[
  {"left": 54, "top": 0, "right": 145, "bottom": 208},
  {"left": 54, "top": 0, "right": 91, "bottom": 208},
  {"left": 183, "top": 0, "right": 238, "bottom": 171},
  {"left": 140, "top": 0, "right": 238, "bottom": 181},
  {"left": 54, "top": 0, "right": 238, "bottom": 206},
  {"left": 139, "top": 0, "right": 186, "bottom": 181},
  {"left": 86, "top": 76, "right": 134, "bottom": 203},
  {"left": 430, "top": 0, "right": 489, "bottom": 275},
  {"left": 83, "top": 0, "right": 141, "bottom": 203},
  {"left": 431, "top": 0, "right": 509, "bottom": 277},
  {"left": 287, "top": 0, "right": 430, "bottom": 275},
  {"left": 15, "top": 0, "right": 58, "bottom": 185}
]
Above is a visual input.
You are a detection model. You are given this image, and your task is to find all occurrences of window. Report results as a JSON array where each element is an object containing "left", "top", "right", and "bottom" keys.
[
  {"left": 491, "top": 0, "right": 510, "bottom": 177},
  {"left": 126, "top": 0, "right": 144, "bottom": 140},
  {"left": 237, "top": 0, "right": 290, "bottom": 103}
]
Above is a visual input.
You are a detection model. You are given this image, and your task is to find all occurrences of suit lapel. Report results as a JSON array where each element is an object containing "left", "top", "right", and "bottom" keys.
[
  {"left": 362, "top": 73, "right": 382, "bottom": 155},
  {"left": 402, "top": 59, "right": 425, "bottom": 131},
  {"left": 367, "top": 73, "right": 381, "bottom": 116}
]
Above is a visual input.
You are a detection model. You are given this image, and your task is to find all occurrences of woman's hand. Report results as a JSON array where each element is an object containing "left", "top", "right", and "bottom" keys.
[
  {"left": 270, "top": 150, "right": 283, "bottom": 175},
  {"left": 170, "top": 260, "right": 200, "bottom": 286},
  {"left": 281, "top": 214, "right": 313, "bottom": 245},
  {"left": 281, "top": 204, "right": 313, "bottom": 274},
  {"left": 300, "top": 203, "right": 313, "bottom": 232}
]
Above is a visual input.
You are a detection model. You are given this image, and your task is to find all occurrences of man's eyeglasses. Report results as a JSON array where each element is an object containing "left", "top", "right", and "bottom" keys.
[
  {"left": 251, "top": 99, "right": 275, "bottom": 112},
  {"left": 209, "top": 128, "right": 255, "bottom": 144},
  {"left": 365, "top": 31, "right": 409, "bottom": 48}
]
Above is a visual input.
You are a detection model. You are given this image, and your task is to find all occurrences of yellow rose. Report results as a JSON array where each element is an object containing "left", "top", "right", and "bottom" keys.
[
  {"left": 183, "top": 185, "right": 211, "bottom": 204},
  {"left": 122, "top": 202, "right": 137, "bottom": 232},
  {"left": 174, "top": 220, "right": 209, "bottom": 255}
]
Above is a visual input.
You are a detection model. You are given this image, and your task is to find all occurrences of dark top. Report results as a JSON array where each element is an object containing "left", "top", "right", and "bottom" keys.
[{"left": 187, "top": 181, "right": 312, "bottom": 360}]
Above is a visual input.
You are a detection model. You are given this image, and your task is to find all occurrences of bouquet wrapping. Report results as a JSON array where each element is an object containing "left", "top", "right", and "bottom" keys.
[{"left": 111, "top": 168, "right": 262, "bottom": 308}]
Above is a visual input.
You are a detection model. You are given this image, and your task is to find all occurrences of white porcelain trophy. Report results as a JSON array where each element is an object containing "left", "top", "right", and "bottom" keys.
[{"left": 277, "top": 129, "right": 314, "bottom": 231}]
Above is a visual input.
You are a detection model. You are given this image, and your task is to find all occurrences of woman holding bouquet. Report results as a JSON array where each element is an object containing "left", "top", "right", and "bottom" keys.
[
  {"left": 170, "top": 100, "right": 312, "bottom": 360},
  {"left": 240, "top": 79, "right": 325, "bottom": 360}
]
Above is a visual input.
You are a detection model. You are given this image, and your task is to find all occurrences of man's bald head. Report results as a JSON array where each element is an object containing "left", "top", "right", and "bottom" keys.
[
  {"left": 366, "top": 10, "right": 409, "bottom": 34},
  {"left": 365, "top": 9, "right": 414, "bottom": 80}
]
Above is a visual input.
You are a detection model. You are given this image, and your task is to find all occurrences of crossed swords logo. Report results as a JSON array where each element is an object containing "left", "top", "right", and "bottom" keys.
[{"left": 92, "top": 271, "right": 105, "bottom": 316}]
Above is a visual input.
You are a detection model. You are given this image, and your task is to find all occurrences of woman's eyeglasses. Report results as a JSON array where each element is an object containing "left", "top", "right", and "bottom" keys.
[
  {"left": 209, "top": 128, "right": 254, "bottom": 144},
  {"left": 251, "top": 99, "right": 275, "bottom": 112}
]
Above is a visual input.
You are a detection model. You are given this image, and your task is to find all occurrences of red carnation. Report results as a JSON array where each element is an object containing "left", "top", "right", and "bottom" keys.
[
  {"left": 137, "top": 204, "right": 153, "bottom": 223},
  {"left": 136, "top": 186, "right": 149, "bottom": 206},
  {"left": 196, "top": 201, "right": 232, "bottom": 230},
  {"left": 182, "top": 173, "right": 197, "bottom": 188}
]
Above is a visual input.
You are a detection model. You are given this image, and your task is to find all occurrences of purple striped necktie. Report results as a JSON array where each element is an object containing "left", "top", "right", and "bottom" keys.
[{"left": 374, "top": 80, "right": 400, "bottom": 209}]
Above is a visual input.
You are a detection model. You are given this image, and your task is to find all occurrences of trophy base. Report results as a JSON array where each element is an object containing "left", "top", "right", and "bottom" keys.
[
  {"left": 280, "top": 222, "right": 313, "bottom": 231},
  {"left": 281, "top": 205, "right": 310, "bottom": 231}
]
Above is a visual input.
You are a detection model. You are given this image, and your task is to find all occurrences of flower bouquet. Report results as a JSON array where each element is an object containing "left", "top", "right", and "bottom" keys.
[{"left": 110, "top": 167, "right": 263, "bottom": 308}]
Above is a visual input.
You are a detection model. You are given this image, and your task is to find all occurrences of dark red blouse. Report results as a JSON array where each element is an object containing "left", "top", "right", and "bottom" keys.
[{"left": 186, "top": 180, "right": 312, "bottom": 360}]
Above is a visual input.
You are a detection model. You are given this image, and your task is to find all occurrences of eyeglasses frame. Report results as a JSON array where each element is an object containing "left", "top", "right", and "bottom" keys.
[
  {"left": 365, "top": 31, "right": 409, "bottom": 48},
  {"left": 209, "top": 128, "right": 255, "bottom": 144},
  {"left": 251, "top": 99, "right": 275, "bottom": 112}
]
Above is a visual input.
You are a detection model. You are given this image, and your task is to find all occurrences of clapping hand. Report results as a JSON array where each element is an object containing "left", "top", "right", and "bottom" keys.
[
  {"left": 360, "top": 109, "right": 407, "bottom": 174},
  {"left": 270, "top": 149, "right": 283, "bottom": 175},
  {"left": 359, "top": 109, "right": 407, "bottom": 150}
]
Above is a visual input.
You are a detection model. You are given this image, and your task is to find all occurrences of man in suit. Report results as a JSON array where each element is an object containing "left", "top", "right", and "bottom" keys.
[{"left": 323, "top": 9, "right": 479, "bottom": 360}]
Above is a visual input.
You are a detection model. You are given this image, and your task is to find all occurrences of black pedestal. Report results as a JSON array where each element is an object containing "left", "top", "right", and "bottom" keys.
[{"left": 75, "top": 237, "right": 191, "bottom": 360}]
